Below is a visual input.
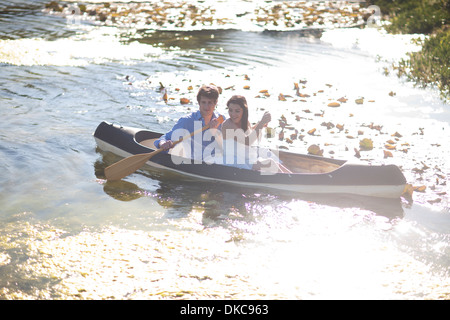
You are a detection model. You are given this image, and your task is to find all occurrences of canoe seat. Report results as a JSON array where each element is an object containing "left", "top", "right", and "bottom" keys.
[{"left": 139, "top": 138, "right": 158, "bottom": 148}]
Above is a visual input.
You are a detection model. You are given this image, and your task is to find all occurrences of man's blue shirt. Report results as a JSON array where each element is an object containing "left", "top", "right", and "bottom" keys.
[{"left": 154, "top": 110, "right": 224, "bottom": 160}]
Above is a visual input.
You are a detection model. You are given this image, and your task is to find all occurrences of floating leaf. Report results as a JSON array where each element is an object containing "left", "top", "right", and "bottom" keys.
[
  {"left": 359, "top": 138, "right": 373, "bottom": 150},
  {"left": 243, "top": 85, "right": 250, "bottom": 90},
  {"left": 278, "top": 93, "right": 286, "bottom": 101},
  {"left": 259, "top": 89, "right": 269, "bottom": 93},
  {"left": 180, "top": 98, "right": 190, "bottom": 104},
  {"left": 336, "top": 124, "right": 344, "bottom": 131},
  {"left": 321, "top": 122, "right": 335, "bottom": 130},
  {"left": 385, "top": 144, "right": 396, "bottom": 150},
  {"left": 337, "top": 97, "right": 348, "bottom": 103},
  {"left": 308, "top": 144, "right": 323, "bottom": 156},
  {"left": 327, "top": 102, "right": 340, "bottom": 107},
  {"left": 413, "top": 185, "right": 426, "bottom": 193},
  {"left": 402, "top": 184, "right": 414, "bottom": 198},
  {"left": 383, "top": 150, "right": 393, "bottom": 158},
  {"left": 307, "top": 128, "right": 316, "bottom": 135},
  {"left": 355, "top": 98, "right": 364, "bottom": 104}
]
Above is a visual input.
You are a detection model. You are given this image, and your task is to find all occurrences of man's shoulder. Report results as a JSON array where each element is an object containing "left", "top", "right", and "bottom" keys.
[{"left": 179, "top": 110, "right": 202, "bottom": 121}]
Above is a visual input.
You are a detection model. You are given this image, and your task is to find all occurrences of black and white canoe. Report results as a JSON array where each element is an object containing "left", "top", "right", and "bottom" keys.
[{"left": 94, "top": 121, "right": 407, "bottom": 198}]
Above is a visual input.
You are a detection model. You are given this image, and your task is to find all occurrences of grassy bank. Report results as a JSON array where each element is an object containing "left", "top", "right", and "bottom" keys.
[{"left": 367, "top": 0, "right": 449, "bottom": 101}]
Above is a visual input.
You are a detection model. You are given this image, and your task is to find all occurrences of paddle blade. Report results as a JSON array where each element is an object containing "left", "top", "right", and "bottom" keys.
[{"left": 104, "top": 151, "right": 156, "bottom": 181}]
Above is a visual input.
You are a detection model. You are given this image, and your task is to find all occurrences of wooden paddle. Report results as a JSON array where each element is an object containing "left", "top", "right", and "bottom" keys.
[{"left": 104, "top": 116, "right": 224, "bottom": 181}]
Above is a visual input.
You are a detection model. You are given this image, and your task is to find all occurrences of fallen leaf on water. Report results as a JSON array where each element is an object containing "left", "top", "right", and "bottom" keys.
[
  {"left": 278, "top": 93, "right": 286, "bottom": 101},
  {"left": 259, "top": 89, "right": 268, "bottom": 93},
  {"left": 355, "top": 98, "right": 364, "bottom": 104},
  {"left": 337, "top": 97, "right": 348, "bottom": 103},
  {"left": 307, "top": 128, "right": 316, "bottom": 135},
  {"left": 383, "top": 150, "right": 393, "bottom": 158},
  {"left": 243, "top": 85, "right": 250, "bottom": 90},
  {"left": 321, "top": 122, "right": 334, "bottom": 129},
  {"left": 327, "top": 102, "right": 340, "bottom": 107},
  {"left": 336, "top": 124, "right": 344, "bottom": 131},
  {"left": 386, "top": 139, "right": 396, "bottom": 144},
  {"left": 385, "top": 144, "right": 396, "bottom": 150},
  {"left": 187, "top": 85, "right": 193, "bottom": 90},
  {"left": 285, "top": 138, "right": 293, "bottom": 144},
  {"left": 414, "top": 185, "right": 426, "bottom": 193},
  {"left": 359, "top": 138, "right": 373, "bottom": 150},
  {"left": 308, "top": 144, "right": 323, "bottom": 156},
  {"left": 402, "top": 184, "right": 414, "bottom": 198},
  {"left": 392, "top": 132, "right": 403, "bottom": 138},
  {"left": 180, "top": 98, "right": 190, "bottom": 104}
]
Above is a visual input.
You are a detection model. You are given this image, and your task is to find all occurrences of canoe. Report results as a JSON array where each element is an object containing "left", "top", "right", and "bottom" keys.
[{"left": 93, "top": 121, "right": 407, "bottom": 198}]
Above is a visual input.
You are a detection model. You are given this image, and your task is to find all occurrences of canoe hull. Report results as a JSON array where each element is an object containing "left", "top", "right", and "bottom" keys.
[{"left": 94, "top": 121, "right": 407, "bottom": 198}]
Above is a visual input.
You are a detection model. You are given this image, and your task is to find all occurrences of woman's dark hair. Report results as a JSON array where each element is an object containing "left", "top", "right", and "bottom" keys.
[
  {"left": 226, "top": 95, "right": 249, "bottom": 131},
  {"left": 196, "top": 84, "right": 220, "bottom": 103}
]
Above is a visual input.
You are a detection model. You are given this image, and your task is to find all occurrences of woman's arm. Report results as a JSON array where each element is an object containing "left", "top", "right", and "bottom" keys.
[{"left": 247, "top": 111, "right": 271, "bottom": 145}]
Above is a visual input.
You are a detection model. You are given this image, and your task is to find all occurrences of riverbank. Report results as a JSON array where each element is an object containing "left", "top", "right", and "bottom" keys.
[{"left": 367, "top": 0, "right": 449, "bottom": 101}]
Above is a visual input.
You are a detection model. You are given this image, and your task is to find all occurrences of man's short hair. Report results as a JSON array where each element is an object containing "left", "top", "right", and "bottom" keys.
[{"left": 197, "top": 84, "right": 220, "bottom": 103}]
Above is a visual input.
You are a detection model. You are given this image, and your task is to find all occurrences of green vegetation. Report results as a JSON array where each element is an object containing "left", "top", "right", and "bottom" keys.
[{"left": 367, "top": 0, "right": 450, "bottom": 100}]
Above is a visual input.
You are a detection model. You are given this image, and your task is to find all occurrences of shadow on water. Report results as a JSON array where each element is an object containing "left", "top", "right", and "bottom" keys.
[{"left": 94, "top": 150, "right": 404, "bottom": 222}]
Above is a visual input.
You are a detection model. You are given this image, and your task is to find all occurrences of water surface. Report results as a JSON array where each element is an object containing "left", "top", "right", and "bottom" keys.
[{"left": 0, "top": 0, "right": 449, "bottom": 299}]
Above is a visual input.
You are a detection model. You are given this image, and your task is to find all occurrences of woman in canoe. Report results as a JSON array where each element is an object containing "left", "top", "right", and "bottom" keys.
[{"left": 220, "top": 95, "right": 291, "bottom": 173}]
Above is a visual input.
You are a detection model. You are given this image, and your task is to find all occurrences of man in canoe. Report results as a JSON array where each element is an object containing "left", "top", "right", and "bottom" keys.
[{"left": 154, "top": 84, "right": 225, "bottom": 162}]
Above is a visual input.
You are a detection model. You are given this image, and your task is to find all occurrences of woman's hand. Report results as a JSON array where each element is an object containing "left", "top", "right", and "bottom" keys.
[{"left": 260, "top": 111, "right": 271, "bottom": 126}]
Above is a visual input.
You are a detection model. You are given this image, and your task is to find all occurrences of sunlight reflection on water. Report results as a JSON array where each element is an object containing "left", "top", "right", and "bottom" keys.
[{"left": 0, "top": 0, "right": 449, "bottom": 300}]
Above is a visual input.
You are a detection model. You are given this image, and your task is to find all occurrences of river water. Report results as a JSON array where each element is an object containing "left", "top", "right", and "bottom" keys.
[{"left": 0, "top": 0, "right": 449, "bottom": 300}]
